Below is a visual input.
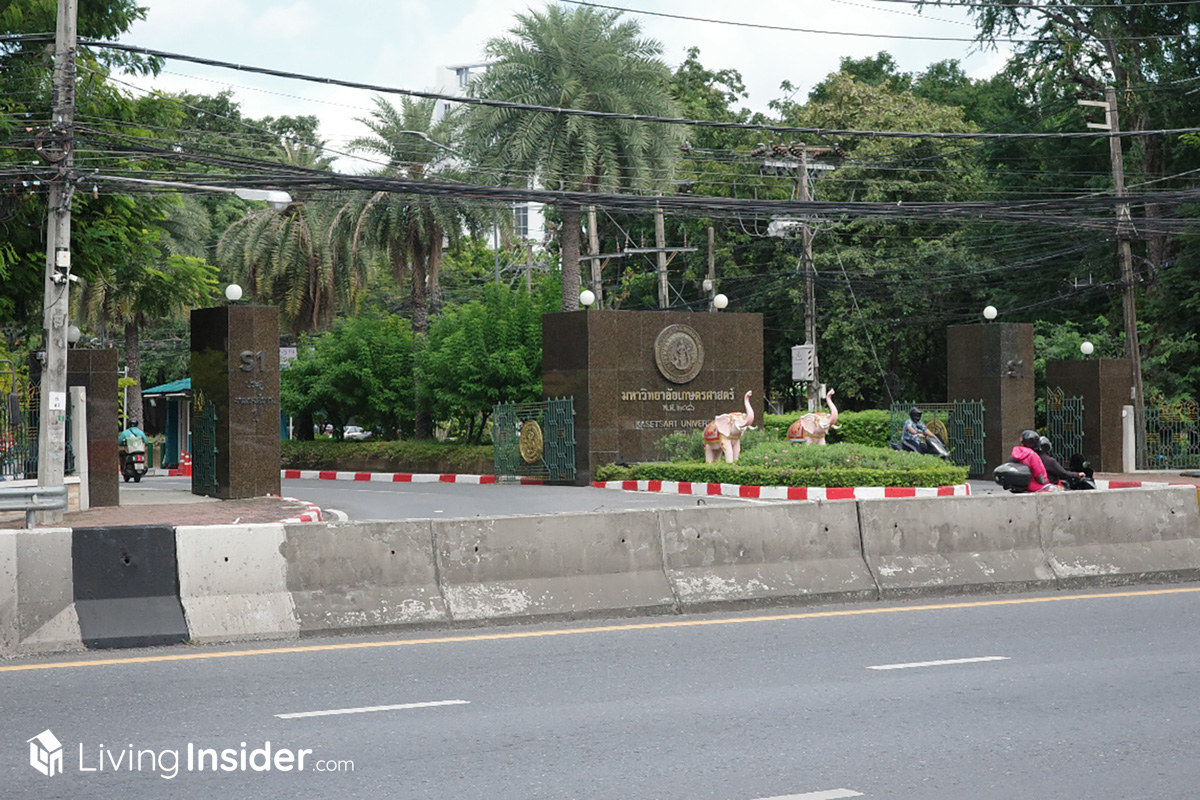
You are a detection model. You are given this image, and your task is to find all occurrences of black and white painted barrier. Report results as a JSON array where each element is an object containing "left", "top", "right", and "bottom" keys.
[{"left": 2, "top": 487, "right": 1198, "bottom": 657}]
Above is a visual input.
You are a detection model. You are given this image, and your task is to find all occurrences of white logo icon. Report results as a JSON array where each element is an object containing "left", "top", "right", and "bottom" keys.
[{"left": 28, "top": 730, "right": 63, "bottom": 777}]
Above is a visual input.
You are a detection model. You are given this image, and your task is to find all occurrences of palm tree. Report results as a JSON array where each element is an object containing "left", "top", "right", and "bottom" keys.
[
  {"left": 217, "top": 141, "right": 362, "bottom": 334},
  {"left": 462, "top": 5, "right": 683, "bottom": 311},
  {"left": 333, "top": 96, "right": 466, "bottom": 438}
]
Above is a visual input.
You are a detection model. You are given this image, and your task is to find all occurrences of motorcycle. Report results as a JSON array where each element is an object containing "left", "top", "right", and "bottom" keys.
[
  {"left": 120, "top": 436, "right": 148, "bottom": 483},
  {"left": 993, "top": 461, "right": 1096, "bottom": 493},
  {"left": 895, "top": 430, "right": 951, "bottom": 458}
]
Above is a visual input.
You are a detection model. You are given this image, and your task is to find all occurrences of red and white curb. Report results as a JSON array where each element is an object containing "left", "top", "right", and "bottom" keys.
[
  {"left": 281, "top": 469, "right": 543, "bottom": 484},
  {"left": 590, "top": 480, "right": 972, "bottom": 500},
  {"left": 273, "top": 495, "right": 323, "bottom": 524},
  {"left": 1093, "top": 479, "right": 1184, "bottom": 490}
]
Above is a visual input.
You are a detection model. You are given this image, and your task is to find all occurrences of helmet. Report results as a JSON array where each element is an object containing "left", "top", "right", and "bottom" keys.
[
  {"left": 1038, "top": 436, "right": 1052, "bottom": 454},
  {"left": 128, "top": 419, "right": 139, "bottom": 428},
  {"left": 1020, "top": 430, "right": 1040, "bottom": 448},
  {"left": 909, "top": 407, "right": 922, "bottom": 421}
]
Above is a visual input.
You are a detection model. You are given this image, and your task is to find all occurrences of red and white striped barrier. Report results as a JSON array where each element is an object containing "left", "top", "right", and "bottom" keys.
[
  {"left": 590, "top": 480, "right": 971, "bottom": 500},
  {"left": 281, "top": 469, "right": 543, "bottom": 485},
  {"left": 273, "top": 495, "right": 323, "bottom": 524}
]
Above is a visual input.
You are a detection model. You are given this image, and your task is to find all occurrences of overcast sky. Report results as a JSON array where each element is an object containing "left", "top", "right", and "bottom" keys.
[{"left": 120, "top": 0, "right": 1013, "bottom": 170}]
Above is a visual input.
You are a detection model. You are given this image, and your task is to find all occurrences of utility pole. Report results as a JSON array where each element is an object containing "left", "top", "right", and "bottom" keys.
[
  {"left": 1081, "top": 88, "right": 1146, "bottom": 468},
  {"left": 36, "top": 0, "right": 78, "bottom": 524},
  {"left": 706, "top": 226, "right": 716, "bottom": 311},
  {"left": 799, "top": 145, "right": 820, "bottom": 411},
  {"left": 587, "top": 205, "right": 603, "bottom": 308},
  {"left": 654, "top": 205, "right": 669, "bottom": 309}
]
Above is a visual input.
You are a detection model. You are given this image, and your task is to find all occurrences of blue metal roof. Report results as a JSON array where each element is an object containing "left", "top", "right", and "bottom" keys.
[{"left": 143, "top": 377, "right": 191, "bottom": 395}]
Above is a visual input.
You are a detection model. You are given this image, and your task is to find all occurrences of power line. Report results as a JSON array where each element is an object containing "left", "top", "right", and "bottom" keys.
[{"left": 81, "top": 39, "right": 1200, "bottom": 142}]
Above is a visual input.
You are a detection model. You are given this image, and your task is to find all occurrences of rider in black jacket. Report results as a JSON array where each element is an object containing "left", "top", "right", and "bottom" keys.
[{"left": 1038, "top": 437, "right": 1087, "bottom": 484}]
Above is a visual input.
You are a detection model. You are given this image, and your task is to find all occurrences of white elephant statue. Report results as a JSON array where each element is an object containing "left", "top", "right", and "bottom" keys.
[
  {"left": 703, "top": 391, "right": 755, "bottom": 463},
  {"left": 787, "top": 389, "right": 839, "bottom": 445}
]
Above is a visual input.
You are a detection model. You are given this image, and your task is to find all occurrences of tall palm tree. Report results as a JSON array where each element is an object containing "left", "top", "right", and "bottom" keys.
[
  {"left": 334, "top": 96, "right": 465, "bottom": 438},
  {"left": 217, "top": 141, "right": 362, "bottom": 334},
  {"left": 462, "top": 5, "right": 683, "bottom": 311}
]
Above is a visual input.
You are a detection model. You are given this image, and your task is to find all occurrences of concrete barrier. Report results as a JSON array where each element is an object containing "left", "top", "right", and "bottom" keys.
[
  {"left": 658, "top": 501, "right": 877, "bottom": 609},
  {"left": 859, "top": 494, "right": 1056, "bottom": 597},
  {"left": 1042, "top": 486, "right": 1200, "bottom": 587},
  {"left": 0, "top": 529, "right": 83, "bottom": 658},
  {"left": 434, "top": 511, "right": 675, "bottom": 621},
  {"left": 72, "top": 525, "right": 188, "bottom": 649},
  {"left": 281, "top": 520, "right": 449, "bottom": 634},
  {"left": 176, "top": 524, "right": 299, "bottom": 643}
]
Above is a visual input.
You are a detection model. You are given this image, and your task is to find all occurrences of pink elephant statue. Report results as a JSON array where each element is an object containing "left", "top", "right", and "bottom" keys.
[
  {"left": 787, "top": 389, "right": 839, "bottom": 445},
  {"left": 703, "top": 391, "right": 755, "bottom": 463}
]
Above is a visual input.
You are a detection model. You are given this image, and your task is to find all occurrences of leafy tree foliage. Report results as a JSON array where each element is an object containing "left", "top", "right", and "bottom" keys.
[
  {"left": 463, "top": 4, "right": 683, "bottom": 312},
  {"left": 421, "top": 281, "right": 557, "bottom": 442}
]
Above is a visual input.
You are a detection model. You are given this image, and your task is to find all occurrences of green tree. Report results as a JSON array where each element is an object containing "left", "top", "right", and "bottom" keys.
[
  {"left": 422, "top": 281, "right": 556, "bottom": 442},
  {"left": 280, "top": 311, "right": 414, "bottom": 439},
  {"left": 334, "top": 95, "right": 469, "bottom": 438},
  {"left": 462, "top": 4, "right": 683, "bottom": 312}
]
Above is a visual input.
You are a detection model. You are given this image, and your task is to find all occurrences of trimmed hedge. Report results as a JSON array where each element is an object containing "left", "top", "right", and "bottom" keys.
[
  {"left": 282, "top": 439, "right": 494, "bottom": 474},
  {"left": 763, "top": 409, "right": 892, "bottom": 447},
  {"left": 595, "top": 442, "right": 967, "bottom": 487}
]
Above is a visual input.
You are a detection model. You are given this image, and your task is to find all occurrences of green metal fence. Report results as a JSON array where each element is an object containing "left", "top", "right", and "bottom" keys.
[
  {"left": 1, "top": 361, "right": 38, "bottom": 480},
  {"left": 191, "top": 390, "right": 219, "bottom": 495},
  {"left": 1046, "top": 387, "right": 1085, "bottom": 462},
  {"left": 890, "top": 400, "right": 987, "bottom": 475},
  {"left": 492, "top": 397, "right": 576, "bottom": 482},
  {"left": 1145, "top": 398, "right": 1200, "bottom": 470}
]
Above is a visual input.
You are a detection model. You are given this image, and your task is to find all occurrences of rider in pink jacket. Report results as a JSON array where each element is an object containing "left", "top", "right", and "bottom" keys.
[{"left": 1011, "top": 429, "right": 1057, "bottom": 492}]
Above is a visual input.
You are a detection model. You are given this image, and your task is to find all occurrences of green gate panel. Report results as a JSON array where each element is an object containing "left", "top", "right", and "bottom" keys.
[{"left": 493, "top": 397, "right": 575, "bottom": 482}]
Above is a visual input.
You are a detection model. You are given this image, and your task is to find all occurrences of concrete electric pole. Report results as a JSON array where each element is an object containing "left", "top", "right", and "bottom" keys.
[
  {"left": 1079, "top": 87, "right": 1146, "bottom": 468},
  {"left": 36, "top": 0, "right": 78, "bottom": 524}
]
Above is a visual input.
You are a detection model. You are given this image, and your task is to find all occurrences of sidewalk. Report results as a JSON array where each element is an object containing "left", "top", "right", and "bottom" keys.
[{"left": 0, "top": 489, "right": 319, "bottom": 530}]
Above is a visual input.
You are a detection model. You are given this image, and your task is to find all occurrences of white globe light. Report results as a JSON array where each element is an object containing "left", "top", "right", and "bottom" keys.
[
  {"left": 579, "top": 289, "right": 596, "bottom": 307},
  {"left": 983, "top": 305, "right": 998, "bottom": 321},
  {"left": 66, "top": 325, "right": 81, "bottom": 344},
  {"left": 1081, "top": 341, "right": 1094, "bottom": 356},
  {"left": 713, "top": 293, "right": 729, "bottom": 310},
  {"left": 225, "top": 284, "right": 243, "bottom": 302}
]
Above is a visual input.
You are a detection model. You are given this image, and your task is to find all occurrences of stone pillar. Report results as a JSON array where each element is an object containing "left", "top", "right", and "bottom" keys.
[
  {"left": 542, "top": 310, "right": 764, "bottom": 484},
  {"left": 190, "top": 306, "right": 281, "bottom": 499},
  {"left": 947, "top": 323, "right": 1034, "bottom": 475},
  {"left": 1045, "top": 358, "right": 1132, "bottom": 472},
  {"left": 66, "top": 349, "right": 119, "bottom": 507}
]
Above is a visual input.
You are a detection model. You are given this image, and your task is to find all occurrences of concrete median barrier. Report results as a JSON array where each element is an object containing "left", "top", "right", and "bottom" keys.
[
  {"left": 434, "top": 511, "right": 676, "bottom": 621},
  {"left": 0, "top": 528, "right": 82, "bottom": 658},
  {"left": 72, "top": 525, "right": 188, "bottom": 649},
  {"left": 658, "top": 502, "right": 876, "bottom": 609},
  {"left": 859, "top": 495, "right": 1056, "bottom": 597},
  {"left": 176, "top": 523, "right": 299, "bottom": 643},
  {"left": 1042, "top": 486, "right": 1200, "bottom": 587},
  {"left": 281, "top": 520, "right": 449, "bottom": 633}
]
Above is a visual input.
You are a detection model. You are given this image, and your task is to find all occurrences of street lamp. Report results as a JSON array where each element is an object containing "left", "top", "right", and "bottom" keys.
[
  {"left": 983, "top": 305, "right": 998, "bottom": 321},
  {"left": 713, "top": 293, "right": 729, "bottom": 310},
  {"left": 579, "top": 289, "right": 595, "bottom": 308},
  {"left": 1081, "top": 341, "right": 1094, "bottom": 356},
  {"left": 66, "top": 325, "right": 81, "bottom": 347},
  {"left": 225, "top": 284, "right": 243, "bottom": 302}
]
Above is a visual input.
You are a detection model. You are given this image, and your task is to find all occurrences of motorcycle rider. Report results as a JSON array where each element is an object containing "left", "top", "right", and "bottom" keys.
[
  {"left": 118, "top": 418, "right": 149, "bottom": 471},
  {"left": 901, "top": 407, "right": 934, "bottom": 454},
  {"left": 1012, "top": 430, "right": 1060, "bottom": 492},
  {"left": 1038, "top": 436, "right": 1087, "bottom": 486}
]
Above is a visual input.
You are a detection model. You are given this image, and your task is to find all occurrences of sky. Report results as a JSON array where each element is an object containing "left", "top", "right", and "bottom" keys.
[{"left": 118, "top": 0, "right": 1014, "bottom": 171}]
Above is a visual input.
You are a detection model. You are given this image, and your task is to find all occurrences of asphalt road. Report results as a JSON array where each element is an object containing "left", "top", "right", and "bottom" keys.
[{"left": 4, "top": 586, "right": 1200, "bottom": 799}]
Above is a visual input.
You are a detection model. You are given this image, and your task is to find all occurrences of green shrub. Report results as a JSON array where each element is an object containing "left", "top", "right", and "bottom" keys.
[
  {"left": 653, "top": 427, "right": 771, "bottom": 462},
  {"left": 595, "top": 442, "right": 967, "bottom": 487},
  {"left": 764, "top": 409, "right": 892, "bottom": 447},
  {"left": 282, "top": 439, "right": 494, "bottom": 473}
]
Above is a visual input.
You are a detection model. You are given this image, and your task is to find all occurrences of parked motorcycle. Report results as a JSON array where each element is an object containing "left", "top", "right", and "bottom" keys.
[{"left": 120, "top": 437, "right": 148, "bottom": 483}]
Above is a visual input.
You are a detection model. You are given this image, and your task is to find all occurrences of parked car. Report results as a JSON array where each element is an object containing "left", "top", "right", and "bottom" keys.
[{"left": 343, "top": 425, "right": 372, "bottom": 441}]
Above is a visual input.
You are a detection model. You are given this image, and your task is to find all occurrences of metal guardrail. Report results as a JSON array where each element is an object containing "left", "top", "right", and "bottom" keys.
[{"left": 0, "top": 484, "right": 68, "bottom": 529}]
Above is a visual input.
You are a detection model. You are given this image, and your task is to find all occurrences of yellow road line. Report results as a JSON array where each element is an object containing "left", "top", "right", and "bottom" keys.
[{"left": 3, "top": 586, "right": 1199, "bottom": 674}]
